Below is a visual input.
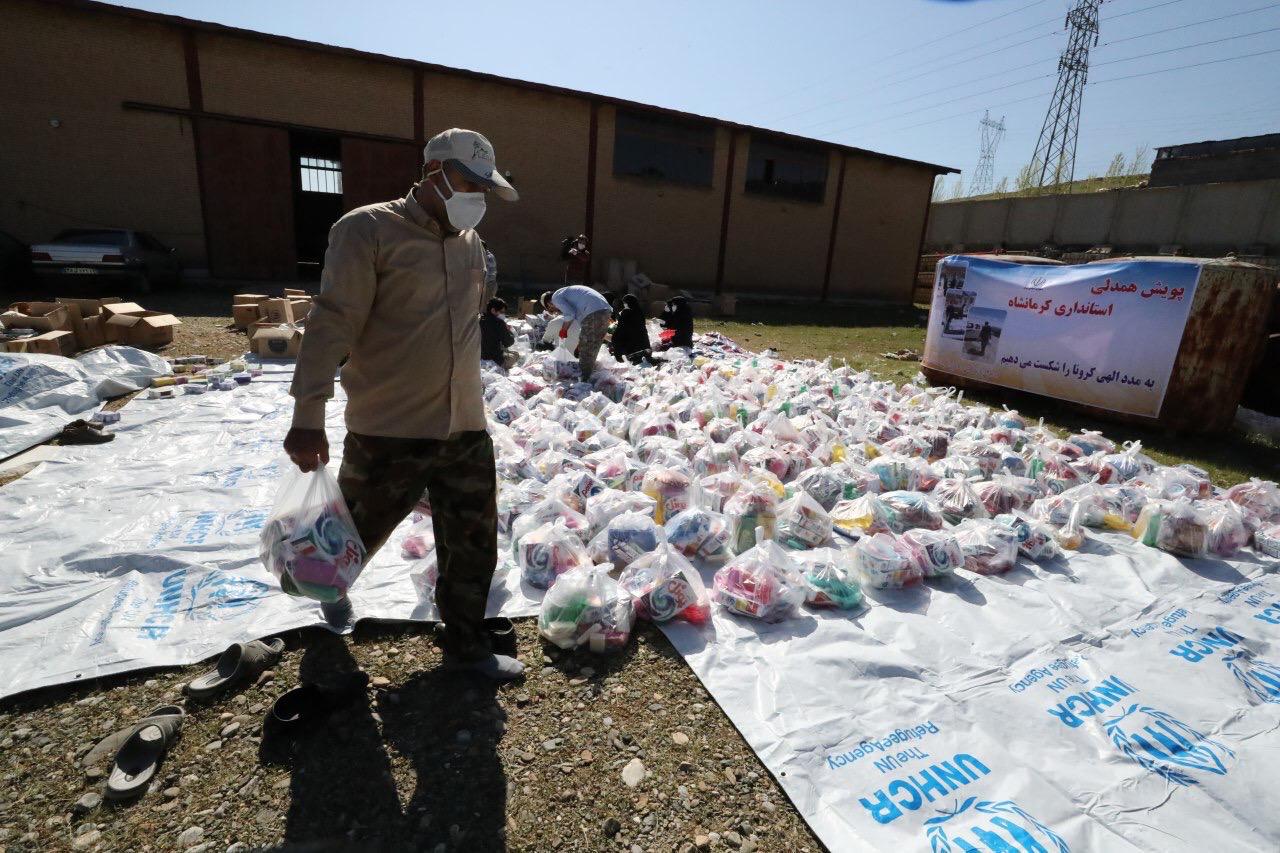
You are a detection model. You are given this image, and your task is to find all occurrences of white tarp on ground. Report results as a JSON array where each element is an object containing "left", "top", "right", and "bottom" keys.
[
  {"left": 0, "top": 366, "right": 538, "bottom": 700},
  {"left": 2, "top": 359, "right": 1279, "bottom": 851},
  {"left": 0, "top": 346, "right": 171, "bottom": 458}
]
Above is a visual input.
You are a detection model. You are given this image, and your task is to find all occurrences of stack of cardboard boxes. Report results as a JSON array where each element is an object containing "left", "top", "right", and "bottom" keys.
[
  {"left": 0, "top": 297, "right": 182, "bottom": 354},
  {"left": 233, "top": 289, "right": 312, "bottom": 359}
]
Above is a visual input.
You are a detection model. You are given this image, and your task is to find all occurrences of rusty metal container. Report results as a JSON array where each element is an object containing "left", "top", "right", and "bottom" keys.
[{"left": 921, "top": 257, "right": 1277, "bottom": 434}]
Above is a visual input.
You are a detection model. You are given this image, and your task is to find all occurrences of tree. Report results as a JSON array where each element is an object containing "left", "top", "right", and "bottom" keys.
[
  {"left": 1014, "top": 161, "right": 1037, "bottom": 191},
  {"left": 948, "top": 177, "right": 965, "bottom": 200},
  {"left": 1128, "top": 144, "right": 1151, "bottom": 175},
  {"left": 994, "top": 177, "right": 1009, "bottom": 195},
  {"left": 932, "top": 175, "right": 946, "bottom": 201},
  {"left": 1105, "top": 152, "right": 1127, "bottom": 178}
]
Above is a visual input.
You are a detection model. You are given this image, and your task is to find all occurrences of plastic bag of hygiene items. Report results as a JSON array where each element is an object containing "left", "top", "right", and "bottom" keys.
[
  {"left": 853, "top": 532, "right": 921, "bottom": 589},
  {"left": 538, "top": 564, "right": 635, "bottom": 652},
  {"left": 259, "top": 465, "right": 367, "bottom": 603},
  {"left": 1097, "top": 441, "right": 1153, "bottom": 484},
  {"left": 867, "top": 454, "right": 916, "bottom": 492},
  {"left": 879, "top": 491, "right": 944, "bottom": 533},
  {"left": 775, "top": 491, "right": 833, "bottom": 550},
  {"left": 1225, "top": 478, "right": 1280, "bottom": 523},
  {"left": 934, "top": 477, "right": 988, "bottom": 525},
  {"left": 665, "top": 503, "right": 733, "bottom": 564},
  {"left": 1204, "top": 501, "right": 1250, "bottom": 558},
  {"left": 1133, "top": 499, "right": 1209, "bottom": 558},
  {"left": 795, "top": 548, "right": 864, "bottom": 610},
  {"left": 588, "top": 511, "right": 664, "bottom": 571},
  {"left": 830, "top": 493, "right": 897, "bottom": 539},
  {"left": 955, "top": 520, "right": 1020, "bottom": 575},
  {"left": 713, "top": 533, "right": 806, "bottom": 622},
  {"left": 400, "top": 518, "right": 436, "bottom": 560},
  {"left": 411, "top": 551, "right": 439, "bottom": 603},
  {"left": 619, "top": 543, "right": 711, "bottom": 625},
  {"left": 510, "top": 497, "right": 589, "bottom": 552},
  {"left": 975, "top": 475, "right": 1039, "bottom": 517},
  {"left": 518, "top": 520, "right": 592, "bottom": 589},
  {"left": 724, "top": 479, "right": 779, "bottom": 554},
  {"left": 641, "top": 466, "right": 692, "bottom": 525},
  {"left": 548, "top": 344, "right": 580, "bottom": 381},
  {"left": 1054, "top": 501, "right": 1086, "bottom": 551},
  {"left": 994, "top": 512, "right": 1062, "bottom": 562},
  {"left": 585, "top": 489, "right": 656, "bottom": 537},
  {"left": 899, "top": 528, "right": 965, "bottom": 578}
]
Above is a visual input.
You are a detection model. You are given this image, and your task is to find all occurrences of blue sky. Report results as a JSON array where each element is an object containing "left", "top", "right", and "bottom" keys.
[{"left": 112, "top": 0, "right": 1280, "bottom": 192}]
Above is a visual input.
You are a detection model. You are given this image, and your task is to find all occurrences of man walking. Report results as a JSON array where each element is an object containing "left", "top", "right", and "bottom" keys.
[
  {"left": 283, "top": 128, "right": 524, "bottom": 680},
  {"left": 541, "top": 284, "right": 612, "bottom": 380}
]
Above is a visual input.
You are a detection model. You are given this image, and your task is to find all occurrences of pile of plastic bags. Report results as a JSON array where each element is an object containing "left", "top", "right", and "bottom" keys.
[{"left": 397, "top": 328, "right": 1280, "bottom": 653}]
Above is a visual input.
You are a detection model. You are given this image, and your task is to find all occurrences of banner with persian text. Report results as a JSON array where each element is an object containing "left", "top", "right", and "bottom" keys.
[{"left": 922, "top": 255, "right": 1201, "bottom": 418}]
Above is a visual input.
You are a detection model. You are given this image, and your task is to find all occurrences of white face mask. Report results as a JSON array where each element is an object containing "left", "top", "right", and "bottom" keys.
[{"left": 427, "top": 168, "right": 487, "bottom": 230}]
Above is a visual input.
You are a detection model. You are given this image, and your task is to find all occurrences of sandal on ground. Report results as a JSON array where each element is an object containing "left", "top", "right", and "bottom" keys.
[
  {"left": 262, "top": 672, "right": 369, "bottom": 741},
  {"left": 105, "top": 705, "right": 185, "bottom": 800},
  {"left": 185, "top": 638, "right": 285, "bottom": 700}
]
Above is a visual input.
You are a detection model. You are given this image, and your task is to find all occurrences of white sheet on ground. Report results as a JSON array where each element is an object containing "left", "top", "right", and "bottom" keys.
[
  {"left": 0, "top": 346, "right": 171, "bottom": 458},
  {"left": 2, "top": 359, "right": 1279, "bottom": 852}
]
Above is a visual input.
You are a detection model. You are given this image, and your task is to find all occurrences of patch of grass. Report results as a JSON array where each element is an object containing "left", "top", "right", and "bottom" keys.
[{"left": 704, "top": 300, "right": 1279, "bottom": 488}]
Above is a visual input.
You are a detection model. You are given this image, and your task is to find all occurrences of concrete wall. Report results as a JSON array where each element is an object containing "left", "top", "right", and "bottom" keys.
[
  {"left": 424, "top": 72, "right": 591, "bottom": 284},
  {"left": 0, "top": 0, "right": 206, "bottom": 260},
  {"left": 927, "top": 179, "right": 1280, "bottom": 255}
]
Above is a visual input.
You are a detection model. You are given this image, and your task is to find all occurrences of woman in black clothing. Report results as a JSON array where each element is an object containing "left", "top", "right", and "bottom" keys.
[
  {"left": 609, "top": 294, "right": 651, "bottom": 364},
  {"left": 658, "top": 295, "right": 694, "bottom": 349}
]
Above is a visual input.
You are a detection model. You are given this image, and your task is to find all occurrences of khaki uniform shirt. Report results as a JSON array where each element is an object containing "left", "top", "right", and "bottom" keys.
[{"left": 290, "top": 186, "right": 487, "bottom": 439}]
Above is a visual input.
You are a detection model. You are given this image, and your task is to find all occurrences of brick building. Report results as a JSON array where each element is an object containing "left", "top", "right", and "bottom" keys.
[{"left": 0, "top": 0, "right": 956, "bottom": 300}]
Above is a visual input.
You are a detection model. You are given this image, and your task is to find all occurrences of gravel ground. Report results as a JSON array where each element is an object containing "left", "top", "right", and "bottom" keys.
[{"left": 1, "top": 284, "right": 824, "bottom": 853}]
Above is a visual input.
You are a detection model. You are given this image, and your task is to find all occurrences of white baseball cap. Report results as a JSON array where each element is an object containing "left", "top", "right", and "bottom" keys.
[{"left": 424, "top": 128, "right": 518, "bottom": 201}]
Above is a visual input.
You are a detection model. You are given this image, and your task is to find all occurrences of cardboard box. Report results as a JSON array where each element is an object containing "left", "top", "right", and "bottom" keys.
[
  {"left": 3, "top": 302, "right": 72, "bottom": 332},
  {"left": 29, "top": 330, "right": 76, "bottom": 356},
  {"left": 56, "top": 297, "right": 121, "bottom": 350},
  {"left": 232, "top": 302, "right": 264, "bottom": 330},
  {"left": 251, "top": 324, "right": 303, "bottom": 359},
  {"left": 518, "top": 298, "right": 540, "bottom": 317},
  {"left": 288, "top": 298, "right": 312, "bottom": 322},
  {"left": 283, "top": 288, "right": 309, "bottom": 298},
  {"left": 260, "top": 298, "right": 295, "bottom": 325},
  {"left": 100, "top": 301, "right": 146, "bottom": 320},
  {"left": 104, "top": 311, "right": 181, "bottom": 348}
]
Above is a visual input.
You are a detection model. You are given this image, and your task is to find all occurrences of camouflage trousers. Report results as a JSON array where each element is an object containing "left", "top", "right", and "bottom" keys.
[
  {"left": 577, "top": 308, "right": 611, "bottom": 380},
  {"left": 338, "top": 430, "right": 498, "bottom": 661}
]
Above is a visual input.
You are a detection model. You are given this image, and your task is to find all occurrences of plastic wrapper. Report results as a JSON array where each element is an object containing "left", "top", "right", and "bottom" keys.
[
  {"left": 899, "top": 528, "right": 964, "bottom": 578},
  {"left": 974, "top": 475, "right": 1039, "bottom": 517},
  {"left": 1133, "top": 499, "right": 1208, "bottom": 558},
  {"left": 1098, "top": 486, "right": 1147, "bottom": 533},
  {"left": 853, "top": 532, "right": 922, "bottom": 589},
  {"left": 867, "top": 454, "right": 916, "bottom": 492},
  {"left": 724, "top": 479, "right": 779, "bottom": 553},
  {"left": 585, "top": 447, "right": 631, "bottom": 491},
  {"left": 664, "top": 505, "right": 733, "bottom": 563},
  {"left": 775, "top": 491, "right": 833, "bottom": 549},
  {"left": 934, "top": 477, "right": 988, "bottom": 525},
  {"left": 641, "top": 466, "right": 693, "bottom": 525},
  {"left": 794, "top": 548, "right": 864, "bottom": 609},
  {"left": 1225, "top": 478, "right": 1280, "bottom": 522},
  {"left": 546, "top": 470, "right": 605, "bottom": 514},
  {"left": 496, "top": 481, "right": 543, "bottom": 535},
  {"left": 585, "top": 489, "right": 656, "bottom": 536},
  {"left": 712, "top": 536, "right": 806, "bottom": 621},
  {"left": 259, "top": 466, "right": 367, "bottom": 603},
  {"left": 993, "top": 512, "right": 1062, "bottom": 562},
  {"left": 410, "top": 551, "right": 439, "bottom": 603},
  {"left": 1257, "top": 523, "right": 1280, "bottom": 558},
  {"left": 693, "top": 442, "right": 740, "bottom": 477},
  {"left": 792, "top": 466, "right": 846, "bottom": 511},
  {"left": 1205, "top": 501, "right": 1250, "bottom": 558},
  {"left": 955, "top": 521, "right": 1020, "bottom": 575},
  {"left": 518, "top": 520, "right": 592, "bottom": 589},
  {"left": 698, "top": 470, "right": 744, "bottom": 514},
  {"left": 510, "top": 497, "right": 589, "bottom": 549},
  {"left": 830, "top": 494, "right": 897, "bottom": 539},
  {"left": 1098, "top": 441, "right": 1153, "bottom": 484},
  {"left": 618, "top": 543, "right": 711, "bottom": 624},
  {"left": 879, "top": 491, "right": 944, "bottom": 533},
  {"left": 538, "top": 565, "right": 635, "bottom": 652},
  {"left": 400, "top": 518, "right": 436, "bottom": 560},
  {"left": 588, "top": 511, "right": 664, "bottom": 570},
  {"left": 1068, "top": 429, "right": 1115, "bottom": 456}
]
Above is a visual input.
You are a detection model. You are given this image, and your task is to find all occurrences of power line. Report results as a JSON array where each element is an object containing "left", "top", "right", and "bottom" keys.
[
  {"left": 1106, "top": 0, "right": 1193, "bottom": 21},
  {"left": 1093, "top": 25, "right": 1280, "bottom": 68},
  {"left": 1101, "top": 3, "right": 1280, "bottom": 48},
  {"left": 1092, "top": 45, "right": 1280, "bottom": 84}
]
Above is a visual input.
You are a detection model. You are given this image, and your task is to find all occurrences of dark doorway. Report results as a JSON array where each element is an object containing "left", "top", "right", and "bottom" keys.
[{"left": 290, "top": 131, "right": 345, "bottom": 281}]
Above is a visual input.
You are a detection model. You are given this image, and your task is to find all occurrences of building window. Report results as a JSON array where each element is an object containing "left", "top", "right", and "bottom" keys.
[
  {"left": 613, "top": 109, "right": 715, "bottom": 187},
  {"left": 299, "top": 156, "right": 343, "bottom": 194},
  {"left": 744, "top": 136, "right": 828, "bottom": 203}
]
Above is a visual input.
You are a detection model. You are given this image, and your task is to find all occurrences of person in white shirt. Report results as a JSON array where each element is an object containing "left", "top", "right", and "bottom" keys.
[{"left": 541, "top": 285, "right": 612, "bottom": 379}]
